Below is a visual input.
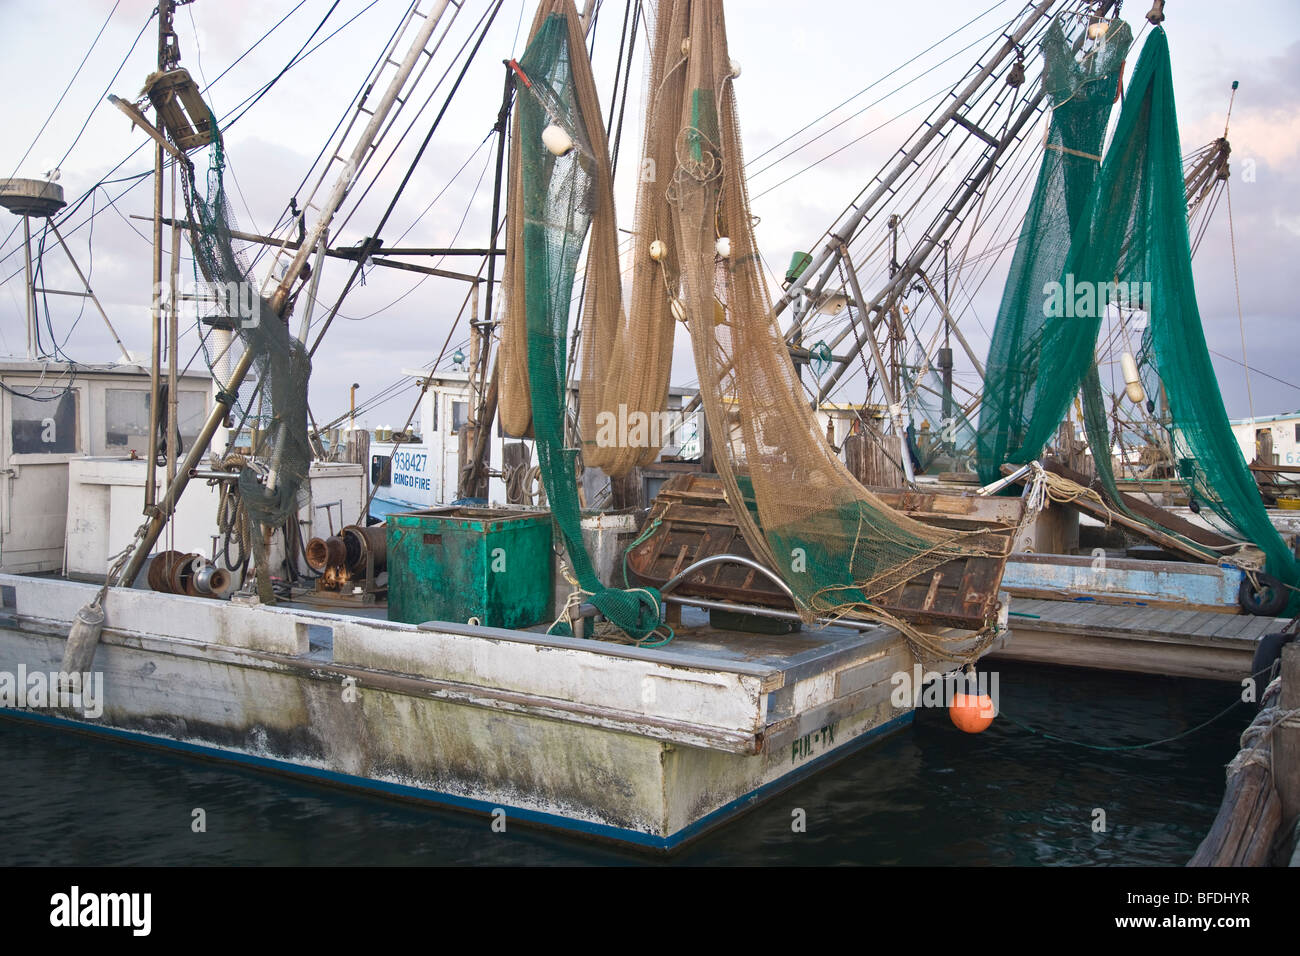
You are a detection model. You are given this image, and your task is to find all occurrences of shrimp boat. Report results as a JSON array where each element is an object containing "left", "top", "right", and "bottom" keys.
[{"left": 0, "top": 0, "right": 1260, "bottom": 848}]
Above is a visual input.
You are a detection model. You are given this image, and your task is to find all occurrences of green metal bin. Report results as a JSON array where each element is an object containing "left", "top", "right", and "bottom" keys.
[{"left": 386, "top": 507, "right": 554, "bottom": 629}]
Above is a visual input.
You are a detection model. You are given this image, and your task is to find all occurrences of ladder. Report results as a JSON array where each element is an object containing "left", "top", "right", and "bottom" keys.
[{"left": 260, "top": 0, "right": 462, "bottom": 309}]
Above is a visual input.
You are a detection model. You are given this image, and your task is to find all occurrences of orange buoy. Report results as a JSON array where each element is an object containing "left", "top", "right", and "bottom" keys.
[{"left": 949, "top": 691, "right": 996, "bottom": 733}]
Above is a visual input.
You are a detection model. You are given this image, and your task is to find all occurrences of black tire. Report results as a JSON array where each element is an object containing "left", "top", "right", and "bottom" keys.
[
  {"left": 1239, "top": 573, "right": 1289, "bottom": 617},
  {"left": 1250, "top": 631, "right": 1297, "bottom": 696}
]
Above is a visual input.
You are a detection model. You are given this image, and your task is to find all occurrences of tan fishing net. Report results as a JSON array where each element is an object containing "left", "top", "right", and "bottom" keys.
[
  {"left": 502, "top": 0, "right": 998, "bottom": 657},
  {"left": 659, "top": 1, "right": 995, "bottom": 652}
]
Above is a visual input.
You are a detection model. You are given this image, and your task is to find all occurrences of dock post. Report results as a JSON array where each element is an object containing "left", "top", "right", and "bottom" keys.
[{"left": 1277, "top": 643, "right": 1300, "bottom": 835}]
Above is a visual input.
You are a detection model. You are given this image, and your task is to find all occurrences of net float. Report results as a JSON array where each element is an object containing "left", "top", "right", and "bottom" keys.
[
  {"left": 949, "top": 691, "right": 996, "bottom": 733},
  {"left": 542, "top": 124, "right": 574, "bottom": 156},
  {"left": 1121, "top": 351, "right": 1146, "bottom": 404}
]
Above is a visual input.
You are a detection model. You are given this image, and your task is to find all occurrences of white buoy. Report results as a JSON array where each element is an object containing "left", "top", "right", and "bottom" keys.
[
  {"left": 715, "top": 236, "right": 731, "bottom": 258},
  {"left": 649, "top": 239, "right": 667, "bottom": 262},
  {"left": 729, "top": 58, "right": 741, "bottom": 78},
  {"left": 681, "top": 37, "right": 691, "bottom": 56},
  {"left": 670, "top": 298, "right": 686, "bottom": 322},
  {"left": 60, "top": 600, "right": 105, "bottom": 678},
  {"left": 542, "top": 124, "right": 574, "bottom": 156},
  {"left": 1121, "top": 351, "right": 1146, "bottom": 404}
]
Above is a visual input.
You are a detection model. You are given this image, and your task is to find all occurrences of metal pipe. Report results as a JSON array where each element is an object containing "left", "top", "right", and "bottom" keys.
[
  {"left": 145, "top": 133, "right": 164, "bottom": 509},
  {"left": 296, "top": 232, "right": 328, "bottom": 345},
  {"left": 809, "top": 0, "right": 1121, "bottom": 406},
  {"left": 840, "top": 248, "right": 914, "bottom": 483},
  {"left": 664, "top": 595, "right": 885, "bottom": 633},
  {"left": 21, "top": 215, "right": 34, "bottom": 359},
  {"left": 977, "top": 462, "right": 1033, "bottom": 497},
  {"left": 659, "top": 553, "right": 796, "bottom": 602},
  {"left": 916, "top": 268, "right": 985, "bottom": 378},
  {"left": 167, "top": 159, "right": 180, "bottom": 487},
  {"left": 777, "top": 0, "right": 1062, "bottom": 325},
  {"left": 269, "top": 0, "right": 454, "bottom": 315},
  {"left": 49, "top": 222, "right": 132, "bottom": 362}
]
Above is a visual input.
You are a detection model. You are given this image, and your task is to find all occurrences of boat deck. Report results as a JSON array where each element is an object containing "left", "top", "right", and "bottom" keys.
[
  {"left": 990, "top": 596, "right": 1290, "bottom": 682},
  {"left": 285, "top": 595, "right": 889, "bottom": 681}
]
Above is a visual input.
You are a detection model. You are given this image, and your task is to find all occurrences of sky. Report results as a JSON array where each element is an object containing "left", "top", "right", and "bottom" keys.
[{"left": 1, "top": 0, "right": 1297, "bottom": 433}]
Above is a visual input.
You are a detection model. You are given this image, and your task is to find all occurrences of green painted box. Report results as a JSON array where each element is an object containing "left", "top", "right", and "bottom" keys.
[{"left": 385, "top": 508, "right": 554, "bottom": 629}]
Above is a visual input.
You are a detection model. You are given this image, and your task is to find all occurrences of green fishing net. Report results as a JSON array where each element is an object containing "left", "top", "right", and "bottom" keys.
[
  {"left": 977, "top": 24, "right": 1299, "bottom": 591},
  {"left": 511, "top": 4, "right": 661, "bottom": 639},
  {"left": 976, "top": 16, "right": 1131, "bottom": 484}
]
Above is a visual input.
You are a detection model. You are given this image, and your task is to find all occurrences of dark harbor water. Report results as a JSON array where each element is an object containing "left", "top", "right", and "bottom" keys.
[{"left": 0, "top": 662, "right": 1249, "bottom": 866}]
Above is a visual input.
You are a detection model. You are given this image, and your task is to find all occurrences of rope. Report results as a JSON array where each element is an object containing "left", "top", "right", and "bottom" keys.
[
  {"left": 997, "top": 661, "right": 1289, "bottom": 753},
  {"left": 1044, "top": 142, "right": 1101, "bottom": 162},
  {"left": 998, "top": 691, "right": 1248, "bottom": 752},
  {"left": 550, "top": 553, "right": 674, "bottom": 650},
  {"left": 1225, "top": 676, "right": 1300, "bottom": 779}
]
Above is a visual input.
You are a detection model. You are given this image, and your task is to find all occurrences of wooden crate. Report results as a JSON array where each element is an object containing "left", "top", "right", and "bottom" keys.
[{"left": 626, "top": 474, "right": 1019, "bottom": 630}]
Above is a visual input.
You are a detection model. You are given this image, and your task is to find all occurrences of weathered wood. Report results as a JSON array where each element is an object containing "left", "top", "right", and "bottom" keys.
[
  {"left": 1003, "top": 459, "right": 1238, "bottom": 563},
  {"left": 1277, "top": 643, "right": 1300, "bottom": 833},
  {"left": 1189, "top": 683, "right": 1287, "bottom": 866},
  {"left": 843, "top": 425, "right": 903, "bottom": 488}
]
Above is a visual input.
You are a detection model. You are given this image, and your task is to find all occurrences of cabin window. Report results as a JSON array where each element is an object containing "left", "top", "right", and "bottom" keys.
[
  {"left": 452, "top": 400, "right": 468, "bottom": 432},
  {"left": 371, "top": 454, "right": 391, "bottom": 486},
  {"left": 104, "top": 389, "right": 207, "bottom": 453},
  {"left": 9, "top": 386, "right": 78, "bottom": 454},
  {"left": 1294, "top": 423, "right": 1299, "bottom": 443},
  {"left": 429, "top": 393, "right": 437, "bottom": 432}
]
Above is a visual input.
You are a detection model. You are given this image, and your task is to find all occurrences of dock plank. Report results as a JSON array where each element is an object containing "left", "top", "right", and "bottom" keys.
[
  {"left": 1215, "top": 613, "right": 1261, "bottom": 639},
  {"left": 1243, "top": 617, "right": 1287, "bottom": 641},
  {"left": 1157, "top": 609, "right": 1204, "bottom": 634},
  {"left": 1191, "top": 613, "right": 1233, "bottom": 638}
]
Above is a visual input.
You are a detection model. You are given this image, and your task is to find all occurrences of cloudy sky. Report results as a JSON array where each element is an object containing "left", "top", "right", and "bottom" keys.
[{"left": 1, "top": 0, "right": 1297, "bottom": 432}]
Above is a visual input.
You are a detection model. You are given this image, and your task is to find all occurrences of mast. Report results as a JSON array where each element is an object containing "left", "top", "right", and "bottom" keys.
[
  {"left": 115, "top": 1, "right": 459, "bottom": 588},
  {"left": 144, "top": 0, "right": 178, "bottom": 510}
]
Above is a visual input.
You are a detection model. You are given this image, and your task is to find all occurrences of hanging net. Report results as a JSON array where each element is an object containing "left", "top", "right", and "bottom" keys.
[
  {"left": 976, "top": 24, "right": 1299, "bottom": 592},
  {"left": 660, "top": 0, "right": 996, "bottom": 657},
  {"left": 182, "top": 124, "right": 313, "bottom": 529},
  {"left": 504, "top": 0, "right": 662, "bottom": 640},
  {"left": 975, "top": 15, "right": 1131, "bottom": 484},
  {"left": 577, "top": 0, "right": 683, "bottom": 478}
]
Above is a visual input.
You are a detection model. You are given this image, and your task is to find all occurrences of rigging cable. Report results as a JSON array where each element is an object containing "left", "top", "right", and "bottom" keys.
[{"left": 308, "top": 0, "right": 507, "bottom": 359}]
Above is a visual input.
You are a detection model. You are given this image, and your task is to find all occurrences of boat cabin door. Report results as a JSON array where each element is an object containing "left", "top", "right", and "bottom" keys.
[{"left": 0, "top": 377, "right": 86, "bottom": 572}]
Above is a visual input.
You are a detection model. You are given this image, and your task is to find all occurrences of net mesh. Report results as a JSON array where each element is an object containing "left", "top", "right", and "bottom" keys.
[
  {"left": 975, "top": 16, "right": 1131, "bottom": 484},
  {"left": 503, "top": 0, "right": 1006, "bottom": 651},
  {"left": 662, "top": 1, "right": 992, "bottom": 646},
  {"left": 975, "top": 25, "right": 1299, "bottom": 591},
  {"left": 506, "top": 0, "right": 661, "bottom": 639},
  {"left": 577, "top": 0, "right": 683, "bottom": 478},
  {"left": 183, "top": 126, "right": 312, "bottom": 529}
]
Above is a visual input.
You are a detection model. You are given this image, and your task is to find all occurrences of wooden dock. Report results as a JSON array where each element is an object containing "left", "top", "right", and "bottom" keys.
[{"left": 988, "top": 597, "right": 1290, "bottom": 682}]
